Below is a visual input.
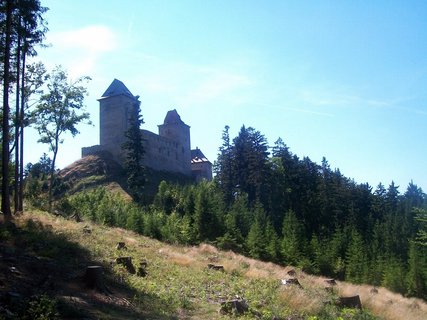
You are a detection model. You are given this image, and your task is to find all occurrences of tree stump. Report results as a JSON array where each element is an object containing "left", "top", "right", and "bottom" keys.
[
  {"left": 84, "top": 266, "right": 104, "bottom": 290},
  {"left": 337, "top": 295, "right": 362, "bottom": 309},
  {"left": 82, "top": 225, "right": 92, "bottom": 234},
  {"left": 136, "top": 260, "right": 148, "bottom": 277},
  {"left": 281, "top": 278, "right": 303, "bottom": 288},
  {"left": 220, "top": 298, "right": 249, "bottom": 315},
  {"left": 207, "top": 263, "right": 225, "bottom": 271},
  {"left": 116, "top": 242, "right": 127, "bottom": 250},
  {"left": 116, "top": 256, "right": 136, "bottom": 274},
  {"left": 287, "top": 269, "right": 296, "bottom": 277}
]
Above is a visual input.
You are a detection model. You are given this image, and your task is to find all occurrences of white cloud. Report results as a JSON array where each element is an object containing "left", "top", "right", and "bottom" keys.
[
  {"left": 50, "top": 25, "right": 116, "bottom": 52},
  {"left": 44, "top": 25, "right": 117, "bottom": 77}
]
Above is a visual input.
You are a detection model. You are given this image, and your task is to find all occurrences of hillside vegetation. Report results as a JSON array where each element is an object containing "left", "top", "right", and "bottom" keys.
[
  {"left": 24, "top": 125, "right": 427, "bottom": 306},
  {"left": 1, "top": 211, "right": 427, "bottom": 319}
]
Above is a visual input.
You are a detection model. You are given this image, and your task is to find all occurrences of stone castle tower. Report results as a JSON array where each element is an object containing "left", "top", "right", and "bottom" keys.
[
  {"left": 82, "top": 79, "right": 212, "bottom": 180},
  {"left": 98, "top": 78, "right": 137, "bottom": 164}
]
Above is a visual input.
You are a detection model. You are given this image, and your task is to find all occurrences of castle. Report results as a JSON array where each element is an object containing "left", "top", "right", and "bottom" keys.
[{"left": 82, "top": 79, "right": 212, "bottom": 181}]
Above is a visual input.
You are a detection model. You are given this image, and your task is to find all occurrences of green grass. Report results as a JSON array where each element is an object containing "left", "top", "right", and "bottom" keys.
[{"left": 3, "top": 212, "right": 383, "bottom": 319}]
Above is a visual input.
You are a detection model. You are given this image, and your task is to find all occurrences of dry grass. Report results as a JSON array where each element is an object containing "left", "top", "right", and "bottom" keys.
[
  {"left": 187, "top": 244, "right": 427, "bottom": 320},
  {"left": 278, "top": 286, "right": 324, "bottom": 315},
  {"left": 13, "top": 212, "right": 427, "bottom": 320},
  {"left": 338, "top": 283, "right": 427, "bottom": 320}
]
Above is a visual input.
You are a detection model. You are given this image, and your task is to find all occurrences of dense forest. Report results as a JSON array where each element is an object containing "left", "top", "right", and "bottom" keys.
[{"left": 25, "top": 124, "right": 427, "bottom": 301}]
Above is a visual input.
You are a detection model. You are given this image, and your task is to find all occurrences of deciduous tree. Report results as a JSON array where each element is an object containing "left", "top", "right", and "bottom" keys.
[{"left": 32, "top": 66, "right": 91, "bottom": 211}]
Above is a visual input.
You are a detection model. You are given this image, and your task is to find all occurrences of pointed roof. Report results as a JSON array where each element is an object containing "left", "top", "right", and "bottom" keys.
[
  {"left": 100, "top": 79, "right": 135, "bottom": 99},
  {"left": 163, "top": 109, "right": 188, "bottom": 126},
  {"left": 191, "top": 147, "right": 211, "bottom": 164}
]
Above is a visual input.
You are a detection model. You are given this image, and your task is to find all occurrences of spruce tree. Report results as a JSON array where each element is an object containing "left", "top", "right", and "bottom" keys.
[
  {"left": 231, "top": 125, "right": 270, "bottom": 206},
  {"left": 246, "top": 218, "right": 265, "bottom": 259},
  {"left": 194, "top": 181, "right": 217, "bottom": 241},
  {"left": 345, "top": 229, "right": 368, "bottom": 284},
  {"left": 281, "top": 210, "right": 305, "bottom": 265},
  {"left": 406, "top": 241, "right": 427, "bottom": 298},
  {"left": 264, "top": 219, "right": 280, "bottom": 262},
  {"left": 122, "top": 98, "right": 145, "bottom": 202},
  {"left": 415, "top": 208, "right": 427, "bottom": 246},
  {"left": 214, "top": 125, "right": 234, "bottom": 207}
]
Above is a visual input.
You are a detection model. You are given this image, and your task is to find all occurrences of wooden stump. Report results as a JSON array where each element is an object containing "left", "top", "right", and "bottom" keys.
[
  {"left": 207, "top": 263, "right": 225, "bottom": 271},
  {"left": 116, "top": 256, "right": 136, "bottom": 274},
  {"left": 220, "top": 298, "right": 249, "bottom": 315},
  {"left": 82, "top": 225, "right": 92, "bottom": 234},
  {"left": 287, "top": 269, "right": 296, "bottom": 277},
  {"left": 337, "top": 295, "right": 362, "bottom": 309},
  {"left": 116, "top": 242, "right": 127, "bottom": 250},
  {"left": 84, "top": 266, "right": 104, "bottom": 290},
  {"left": 281, "top": 278, "right": 303, "bottom": 288},
  {"left": 137, "top": 260, "right": 148, "bottom": 277}
]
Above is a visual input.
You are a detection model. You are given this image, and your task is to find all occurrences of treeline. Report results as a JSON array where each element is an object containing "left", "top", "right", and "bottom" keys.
[
  {"left": 39, "top": 124, "right": 427, "bottom": 300},
  {"left": 1, "top": 1, "right": 92, "bottom": 219},
  {"left": 1, "top": 0, "right": 48, "bottom": 218}
]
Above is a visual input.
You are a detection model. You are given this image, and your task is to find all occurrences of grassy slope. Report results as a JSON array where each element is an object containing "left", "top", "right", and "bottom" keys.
[
  {"left": 1, "top": 212, "right": 426, "bottom": 320},
  {"left": 58, "top": 154, "right": 193, "bottom": 204}
]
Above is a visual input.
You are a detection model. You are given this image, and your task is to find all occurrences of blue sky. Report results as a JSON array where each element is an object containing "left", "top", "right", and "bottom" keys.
[{"left": 25, "top": 0, "right": 427, "bottom": 193}]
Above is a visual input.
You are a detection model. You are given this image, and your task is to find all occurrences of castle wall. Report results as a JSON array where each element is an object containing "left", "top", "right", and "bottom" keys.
[
  {"left": 142, "top": 130, "right": 191, "bottom": 175},
  {"left": 81, "top": 145, "right": 107, "bottom": 158},
  {"left": 191, "top": 162, "right": 213, "bottom": 182}
]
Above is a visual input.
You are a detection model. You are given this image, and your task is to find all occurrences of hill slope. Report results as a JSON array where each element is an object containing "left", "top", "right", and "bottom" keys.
[
  {"left": 57, "top": 153, "right": 192, "bottom": 204},
  {"left": 1, "top": 212, "right": 426, "bottom": 319}
]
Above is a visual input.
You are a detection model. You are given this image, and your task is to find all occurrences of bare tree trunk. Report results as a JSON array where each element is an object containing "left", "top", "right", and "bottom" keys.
[
  {"left": 18, "top": 48, "right": 26, "bottom": 212},
  {"left": 48, "top": 143, "right": 58, "bottom": 212},
  {"left": 2, "top": 0, "right": 13, "bottom": 220},
  {"left": 14, "top": 30, "right": 22, "bottom": 214}
]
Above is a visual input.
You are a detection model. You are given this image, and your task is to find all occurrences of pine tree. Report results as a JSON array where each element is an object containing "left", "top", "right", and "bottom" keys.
[
  {"left": 1, "top": 0, "right": 14, "bottom": 219},
  {"left": 382, "top": 256, "right": 406, "bottom": 294},
  {"left": 327, "top": 227, "right": 348, "bottom": 279},
  {"left": 214, "top": 125, "right": 234, "bottom": 207},
  {"left": 345, "top": 229, "right": 368, "bottom": 284},
  {"left": 126, "top": 206, "right": 144, "bottom": 234},
  {"left": 414, "top": 208, "right": 427, "bottom": 246},
  {"left": 153, "top": 181, "right": 175, "bottom": 214},
  {"left": 264, "top": 220, "right": 280, "bottom": 262},
  {"left": 281, "top": 210, "right": 305, "bottom": 265},
  {"left": 406, "top": 241, "right": 427, "bottom": 298},
  {"left": 122, "top": 98, "right": 145, "bottom": 202},
  {"left": 246, "top": 218, "right": 265, "bottom": 259},
  {"left": 194, "top": 181, "right": 218, "bottom": 241},
  {"left": 13, "top": 0, "right": 48, "bottom": 212},
  {"left": 231, "top": 125, "right": 270, "bottom": 206}
]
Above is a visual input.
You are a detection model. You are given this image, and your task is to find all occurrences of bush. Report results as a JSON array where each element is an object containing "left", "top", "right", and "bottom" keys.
[{"left": 21, "top": 295, "right": 59, "bottom": 320}]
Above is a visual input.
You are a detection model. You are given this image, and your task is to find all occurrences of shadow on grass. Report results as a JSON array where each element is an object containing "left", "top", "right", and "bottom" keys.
[{"left": 0, "top": 217, "right": 179, "bottom": 319}]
